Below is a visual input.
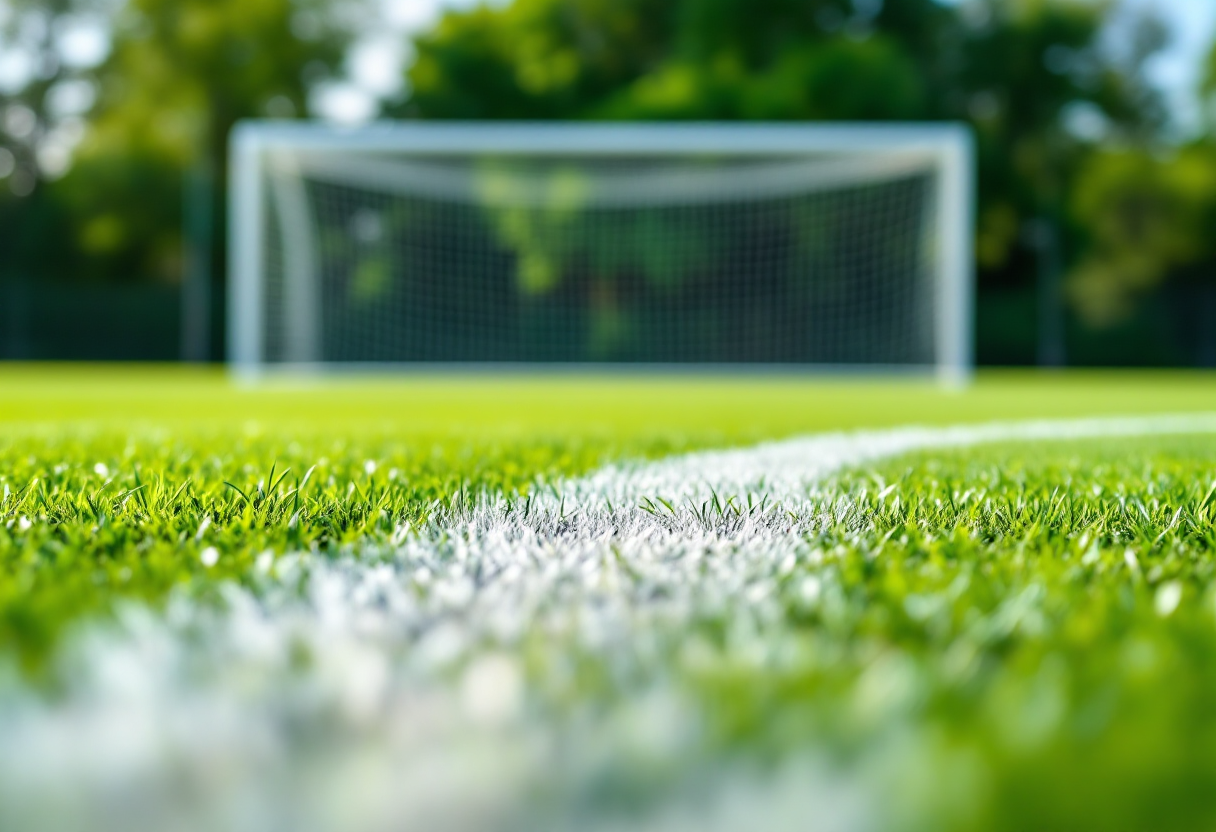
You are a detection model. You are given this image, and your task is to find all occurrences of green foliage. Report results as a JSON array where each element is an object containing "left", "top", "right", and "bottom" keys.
[
  {"left": 60, "top": 0, "right": 356, "bottom": 284},
  {"left": 406, "top": 0, "right": 676, "bottom": 120},
  {"left": 0, "top": 0, "right": 361, "bottom": 296},
  {"left": 1068, "top": 147, "right": 1216, "bottom": 325},
  {"left": 593, "top": 36, "right": 926, "bottom": 120},
  {"left": 88, "top": 0, "right": 353, "bottom": 155},
  {"left": 402, "top": 0, "right": 1166, "bottom": 288},
  {"left": 475, "top": 163, "right": 719, "bottom": 311}
]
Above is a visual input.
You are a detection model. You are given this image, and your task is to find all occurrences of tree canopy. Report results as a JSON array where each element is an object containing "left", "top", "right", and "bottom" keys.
[
  {"left": 400, "top": 0, "right": 1168, "bottom": 287},
  {"left": 0, "top": 0, "right": 361, "bottom": 289}
]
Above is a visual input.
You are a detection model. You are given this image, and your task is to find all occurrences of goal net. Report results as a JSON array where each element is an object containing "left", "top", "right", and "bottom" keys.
[{"left": 229, "top": 123, "right": 973, "bottom": 380}]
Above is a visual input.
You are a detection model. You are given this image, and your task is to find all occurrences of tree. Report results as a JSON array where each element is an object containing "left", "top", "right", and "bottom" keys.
[
  {"left": 398, "top": 0, "right": 1170, "bottom": 361},
  {"left": 400, "top": 0, "right": 1165, "bottom": 236},
  {"left": 59, "top": 0, "right": 361, "bottom": 284},
  {"left": 1051, "top": 23, "right": 1216, "bottom": 363},
  {"left": 0, "top": 1, "right": 109, "bottom": 281},
  {"left": 1068, "top": 149, "right": 1216, "bottom": 324},
  {"left": 0, "top": 0, "right": 365, "bottom": 358}
]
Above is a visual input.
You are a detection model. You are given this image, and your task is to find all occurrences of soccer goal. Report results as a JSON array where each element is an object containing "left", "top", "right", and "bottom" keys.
[{"left": 228, "top": 122, "right": 973, "bottom": 382}]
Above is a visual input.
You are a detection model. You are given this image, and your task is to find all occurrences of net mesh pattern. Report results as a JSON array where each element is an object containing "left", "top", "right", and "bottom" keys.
[{"left": 260, "top": 153, "right": 939, "bottom": 366}]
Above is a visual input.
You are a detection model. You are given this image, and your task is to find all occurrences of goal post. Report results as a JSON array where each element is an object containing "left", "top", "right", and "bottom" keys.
[{"left": 228, "top": 121, "right": 974, "bottom": 382}]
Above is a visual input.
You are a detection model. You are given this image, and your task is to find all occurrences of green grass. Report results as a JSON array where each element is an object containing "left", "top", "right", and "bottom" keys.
[
  {"left": 484, "top": 434, "right": 1216, "bottom": 830},
  {"left": 7, "top": 366, "right": 1216, "bottom": 827},
  {"left": 6, "top": 365, "right": 1216, "bottom": 435},
  {"left": 1, "top": 366, "right": 1215, "bottom": 662},
  {"left": 2, "top": 365, "right": 1214, "bottom": 666},
  {"left": 675, "top": 435, "right": 1216, "bottom": 831},
  {"left": 0, "top": 429, "right": 622, "bottom": 667}
]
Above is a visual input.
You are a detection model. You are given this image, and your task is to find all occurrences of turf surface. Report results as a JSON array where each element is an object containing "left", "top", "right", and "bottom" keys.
[
  {"left": 6, "top": 365, "right": 1216, "bottom": 434},
  {"left": 6, "top": 366, "right": 1216, "bottom": 829},
  {"left": 4, "top": 366, "right": 1216, "bottom": 666},
  {"left": 694, "top": 435, "right": 1216, "bottom": 831}
]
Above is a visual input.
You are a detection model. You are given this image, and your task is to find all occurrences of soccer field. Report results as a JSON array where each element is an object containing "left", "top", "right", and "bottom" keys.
[{"left": 5, "top": 367, "right": 1216, "bottom": 831}]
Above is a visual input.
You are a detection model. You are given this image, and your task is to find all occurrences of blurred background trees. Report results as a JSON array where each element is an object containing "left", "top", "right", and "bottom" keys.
[
  {"left": 1, "top": 0, "right": 1214, "bottom": 365},
  {"left": 400, "top": 0, "right": 1180, "bottom": 365},
  {"left": 0, "top": 0, "right": 360, "bottom": 358}
]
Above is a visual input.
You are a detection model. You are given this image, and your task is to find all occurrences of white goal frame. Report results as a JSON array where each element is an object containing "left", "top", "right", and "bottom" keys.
[{"left": 228, "top": 121, "right": 974, "bottom": 383}]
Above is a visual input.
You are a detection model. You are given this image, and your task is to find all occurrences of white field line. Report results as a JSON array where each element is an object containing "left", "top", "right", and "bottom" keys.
[{"left": 0, "top": 414, "right": 1214, "bottom": 832}]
